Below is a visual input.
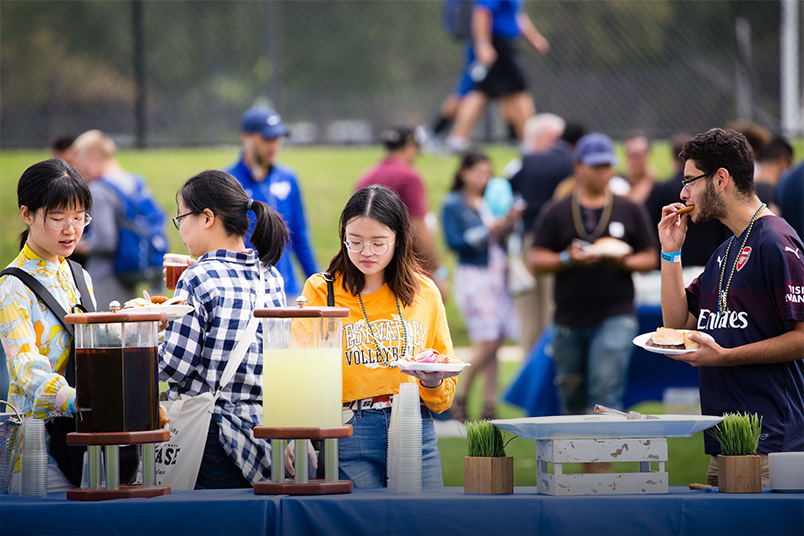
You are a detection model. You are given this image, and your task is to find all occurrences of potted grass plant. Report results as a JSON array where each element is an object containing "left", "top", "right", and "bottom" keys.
[
  {"left": 463, "top": 420, "right": 514, "bottom": 494},
  {"left": 708, "top": 412, "right": 763, "bottom": 493}
]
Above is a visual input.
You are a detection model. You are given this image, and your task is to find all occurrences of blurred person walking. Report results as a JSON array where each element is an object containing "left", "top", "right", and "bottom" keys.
[
  {"left": 445, "top": 0, "right": 549, "bottom": 152},
  {"left": 71, "top": 130, "right": 167, "bottom": 309},
  {"left": 620, "top": 132, "right": 657, "bottom": 206},
  {"left": 775, "top": 160, "right": 803, "bottom": 239},
  {"left": 356, "top": 125, "right": 448, "bottom": 297},
  {"left": 531, "top": 133, "right": 657, "bottom": 420},
  {"left": 509, "top": 113, "right": 573, "bottom": 354},
  {"left": 442, "top": 151, "right": 522, "bottom": 420},
  {"left": 658, "top": 128, "right": 804, "bottom": 486},
  {"left": 754, "top": 135, "right": 793, "bottom": 212},
  {"left": 226, "top": 106, "right": 320, "bottom": 299}
]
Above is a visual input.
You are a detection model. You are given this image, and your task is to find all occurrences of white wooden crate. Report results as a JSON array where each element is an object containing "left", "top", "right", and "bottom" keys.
[{"left": 536, "top": 438, "right": 668, "bottom": 495}]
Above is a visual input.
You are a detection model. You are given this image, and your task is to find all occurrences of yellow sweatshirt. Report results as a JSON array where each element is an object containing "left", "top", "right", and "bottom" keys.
[{"left": 302, "top": 272, "right": 456, "bottom": 414}]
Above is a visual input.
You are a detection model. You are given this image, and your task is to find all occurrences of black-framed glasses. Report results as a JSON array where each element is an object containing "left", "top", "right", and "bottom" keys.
[
  {"left": 343, "top": 239, "right": 391, "bottom": 256},
  {"left": 46, "top": 214, "right": 92, "bottom": 231},
  {"left": 681, "top": 171, "right": 713, "bottom": 192},
  {"left": 173, "top": 211, "right": 200, "bottom": 230}
]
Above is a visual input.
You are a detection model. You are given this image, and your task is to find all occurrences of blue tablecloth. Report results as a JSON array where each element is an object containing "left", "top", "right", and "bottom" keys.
[
  {"left": 1, "top": 487, "right": 801, "bottom": 536},
  {"left": 504, "top": 305, "right": 699, "bottom": 415},
  {"left": 0, "top": 488, "right": 282, "bottom": 536}
]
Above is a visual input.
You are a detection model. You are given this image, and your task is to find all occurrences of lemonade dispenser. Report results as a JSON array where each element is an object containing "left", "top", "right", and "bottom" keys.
[{"left": 253, "top": 299, "right": 353, "bottom": 495}]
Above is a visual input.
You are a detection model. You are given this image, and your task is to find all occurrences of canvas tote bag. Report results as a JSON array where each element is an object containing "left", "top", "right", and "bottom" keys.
[{"left": 155, "top": 270, "right": 265, "bottom": 489}]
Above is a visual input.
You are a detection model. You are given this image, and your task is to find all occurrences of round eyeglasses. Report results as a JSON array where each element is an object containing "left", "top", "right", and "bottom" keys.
[
  {"left": 343, "top": 239, "right": 391, "bottom": 256},
  {"left": 46, "top": 214, "right": 92, "bottom": 231}
]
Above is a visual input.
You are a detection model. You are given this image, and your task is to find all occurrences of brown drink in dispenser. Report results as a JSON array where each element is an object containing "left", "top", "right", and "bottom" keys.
[{"left": 70, "top": 311, "right": 162, "bottom": 433}]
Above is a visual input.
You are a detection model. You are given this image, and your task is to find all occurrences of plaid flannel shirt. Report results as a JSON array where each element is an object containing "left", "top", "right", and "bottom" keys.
[{"left": 159, "top": 249, "right": 285, "bottom": 484}]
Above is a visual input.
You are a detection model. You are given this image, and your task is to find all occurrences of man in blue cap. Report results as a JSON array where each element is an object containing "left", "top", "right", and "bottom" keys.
[
  {"left": 226, "top": 106, "right": 319, "bottom": 298},
  {"left": 529, "top": 134, "right": 657, "bottom": 451}
]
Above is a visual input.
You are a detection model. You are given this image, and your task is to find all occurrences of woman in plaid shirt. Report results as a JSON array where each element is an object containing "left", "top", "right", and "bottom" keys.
[{"left": 159, "top": 170, "right": 288, "bottom": 488}]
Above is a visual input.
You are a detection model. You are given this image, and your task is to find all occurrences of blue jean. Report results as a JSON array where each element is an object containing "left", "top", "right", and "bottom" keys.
[
  {"left": 551, "top": 314, "right": 638, "bottom": 414},
  {"left": 339, "top": 405, "right": 443, "bottom": 488},
  {"left": 195, "top": 422, "right": 251, "bottom": 489}
]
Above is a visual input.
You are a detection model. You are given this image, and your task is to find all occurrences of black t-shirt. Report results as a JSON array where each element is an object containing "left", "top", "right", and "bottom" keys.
[
  {"left": 532, "top": 195, "right": 657, "bottom": 327},
  {"left": 510, "top": 145, "right": 574, "bottom": 231}
]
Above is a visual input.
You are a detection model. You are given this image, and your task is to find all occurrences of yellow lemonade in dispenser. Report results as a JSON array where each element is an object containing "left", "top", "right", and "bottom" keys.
[{"left": 263, "top": 348, "right": 342, "bottom": 427}]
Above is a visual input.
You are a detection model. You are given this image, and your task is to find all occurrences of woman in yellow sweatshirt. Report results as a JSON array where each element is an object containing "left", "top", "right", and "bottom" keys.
[{"left": 301, "top": 185, "right": 458, "bottom": 488}]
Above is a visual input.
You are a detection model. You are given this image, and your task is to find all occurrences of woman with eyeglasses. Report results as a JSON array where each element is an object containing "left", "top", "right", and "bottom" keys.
[
  {"left": 291, "top": 185, "right": 459, "bottom": 488},
  {"left": 159, "top": 169, "right": 288, "bottom": 488},
  {"left": 0, "top": 158, "right": 100, "bottom": 491}
]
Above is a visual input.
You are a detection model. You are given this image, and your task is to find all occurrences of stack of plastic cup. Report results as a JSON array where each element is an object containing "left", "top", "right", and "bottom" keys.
[
  {"left": 386, "top": 394, "right": 399, "bottom": 490},
  {"left": 20, "top": 417, "right": 47, "bottom": 497},
  {"left": 389, "top": 383, "right": 422, "bottom": 494}
]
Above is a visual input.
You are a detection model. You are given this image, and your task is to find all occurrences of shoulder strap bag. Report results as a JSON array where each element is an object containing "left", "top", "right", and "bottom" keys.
[{"left": 155, "top": 268, "right": 265, "bottom": 489}]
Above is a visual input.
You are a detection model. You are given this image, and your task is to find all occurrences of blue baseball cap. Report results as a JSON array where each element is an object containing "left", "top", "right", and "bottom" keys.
[
  {"left": 241, "top": 107, "right": 289, "bottom": 139},
  {"left": 574, "top": 133, "right": 618, "bottom": 166}
]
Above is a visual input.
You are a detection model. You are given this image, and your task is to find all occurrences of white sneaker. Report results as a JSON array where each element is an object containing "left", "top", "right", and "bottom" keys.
[{"left": 445, "top": 136, "right": 470, "bottom": 154}]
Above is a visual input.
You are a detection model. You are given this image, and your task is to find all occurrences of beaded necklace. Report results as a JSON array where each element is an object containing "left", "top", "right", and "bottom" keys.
[
  {"left": 717, "top": 203, "right": 765, "bottom": 315},
  {"left": 357, "top": 292, "right": 408, "bottom": 368}
]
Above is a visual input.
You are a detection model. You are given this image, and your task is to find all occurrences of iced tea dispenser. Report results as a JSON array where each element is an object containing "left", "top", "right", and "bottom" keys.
[
  {"left": 64, "top": 310, "right": 171, "bottom": 501},
  {"left": 70, "top": 311, "right": 162, "bottom": 433}
]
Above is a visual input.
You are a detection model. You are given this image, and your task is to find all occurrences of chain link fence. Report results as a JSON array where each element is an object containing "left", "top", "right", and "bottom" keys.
[{"left": 1, "top": 0, "right": 799, "bottom": 148}]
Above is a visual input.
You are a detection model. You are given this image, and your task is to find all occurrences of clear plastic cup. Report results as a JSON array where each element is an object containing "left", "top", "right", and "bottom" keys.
[{"left": 164, "top": 254, "right": 193, "bottom": 291}]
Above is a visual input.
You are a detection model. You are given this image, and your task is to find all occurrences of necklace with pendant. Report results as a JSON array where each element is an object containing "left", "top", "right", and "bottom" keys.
[
  {"left": 717, "top": 203, "right": 765, "bottom": 315},
  {"left": 357, "top": 292, "right": 408, "bottom": 368},
  {"left": 571, "top": 188, "right": 614, "bottom": 242}
]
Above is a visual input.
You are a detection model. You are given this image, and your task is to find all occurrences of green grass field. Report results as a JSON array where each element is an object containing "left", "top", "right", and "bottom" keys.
[
  {"left": 0, "top": 142, "right": 680, "bottom": 346},
  {"left": 2, "top": 141, "right": 797, "bottom": 488}
]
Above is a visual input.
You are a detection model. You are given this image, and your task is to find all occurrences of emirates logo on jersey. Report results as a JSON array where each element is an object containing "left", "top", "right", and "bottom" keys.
[{"left": 736, "top": 246, "right": 752, "bottom": 271}]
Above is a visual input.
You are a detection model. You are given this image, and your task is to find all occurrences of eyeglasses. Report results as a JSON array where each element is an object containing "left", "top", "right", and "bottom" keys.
[
  {"left": 681, "top": 171, "right": 713, "bottom": 192},
  {"left": 46, "top": 214, "right": 92, "bottom": 231},
  {"left": 173, "top": 211, "right": 200, "bottom": 230},
  {"left": 343, "top": 239, "right": 391, "bottom": 256}
]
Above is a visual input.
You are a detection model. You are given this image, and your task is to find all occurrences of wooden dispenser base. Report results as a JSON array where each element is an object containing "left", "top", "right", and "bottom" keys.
[
  {"left": 253, "top": 425, "right": 353, "bottom": 496},
  {"left": 66, "top": 429, "right": 171, "bottom": 501}
]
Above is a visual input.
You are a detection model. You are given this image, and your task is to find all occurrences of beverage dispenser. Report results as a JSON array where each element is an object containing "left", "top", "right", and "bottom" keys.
[{"left": 253, "top": 300, "right": 353, "bottom": 495}]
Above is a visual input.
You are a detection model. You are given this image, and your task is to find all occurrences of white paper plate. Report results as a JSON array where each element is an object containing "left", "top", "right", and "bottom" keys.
[
  {"left": 632, "top": 330, "right": 714, "bottom": 355},
  {"left": 130, "top": 304, "right": 193, "bottom": 320},
  {"left": 396, "top": 361, "right": 471, "bottom": 372},
  {"left": 491, "top": 414, "right": 723, "bottom": 439}
]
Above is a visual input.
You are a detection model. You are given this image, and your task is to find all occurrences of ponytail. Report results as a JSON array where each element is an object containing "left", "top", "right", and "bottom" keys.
[{"left": 250, "top": 201, "right": 288, "bottom": 267}]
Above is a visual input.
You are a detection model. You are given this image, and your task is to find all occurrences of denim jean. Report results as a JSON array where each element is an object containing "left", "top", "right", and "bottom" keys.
[
  {"left": 551, "top": 314, "right": 638, "bottom": 414},
  {"left": 339, "top": 405, "right": 443, "bottom": 488},
  {"left": 195, "top": 422, "right": 251, "bottom": 489}
]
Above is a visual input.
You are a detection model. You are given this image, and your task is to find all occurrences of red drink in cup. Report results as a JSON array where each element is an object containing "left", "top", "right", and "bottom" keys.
[{"left": 164, "top": 254, "right": 192, "bottom": 291}]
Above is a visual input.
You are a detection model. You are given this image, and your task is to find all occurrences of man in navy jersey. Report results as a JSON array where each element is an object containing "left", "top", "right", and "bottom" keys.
[{"left": 658, "top": 128, "right": 804, "bottom": 487}]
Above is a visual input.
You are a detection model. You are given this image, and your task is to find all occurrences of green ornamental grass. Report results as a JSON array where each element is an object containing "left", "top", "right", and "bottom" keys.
[
  {"left": 465, "top": 420, "right": 514, "bottom": 457},
  {"left": 707, "top": 412, "right": 763, "bottom": 455}
]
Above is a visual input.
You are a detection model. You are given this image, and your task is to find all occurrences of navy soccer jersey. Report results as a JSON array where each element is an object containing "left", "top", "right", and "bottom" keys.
[{"left": 686, "top": 215, "right": 804, "bottom": 454}]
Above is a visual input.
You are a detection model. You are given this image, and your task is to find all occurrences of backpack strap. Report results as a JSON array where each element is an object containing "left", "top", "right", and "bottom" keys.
[
  {"left": 67, "top": 259, "right": 95, "bottom": 313},
  {"left": 322, "top": 272, "right": 335, "bottom": 307},
  {"left": 1, "top": 261, "right": 94, "bottom": 385}
]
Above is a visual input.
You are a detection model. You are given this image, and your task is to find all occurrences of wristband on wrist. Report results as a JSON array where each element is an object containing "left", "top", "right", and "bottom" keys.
[
  {"left": 560, "top": 250, "right": 572, "bottom": 267},
  {"left": 660, "top": 250, "right": 682, "bottom": 263}
]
